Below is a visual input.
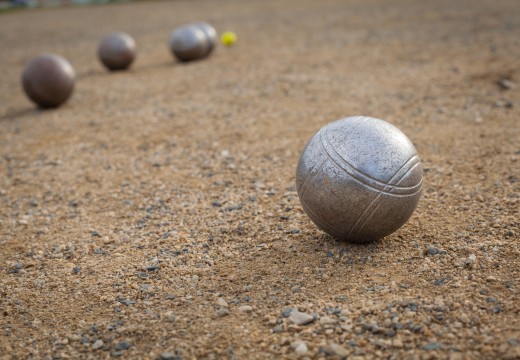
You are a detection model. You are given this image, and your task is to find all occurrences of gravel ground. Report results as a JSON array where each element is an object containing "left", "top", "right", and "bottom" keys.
[{"left": 1, "top": 0, "right": 519, "bottom": 359}]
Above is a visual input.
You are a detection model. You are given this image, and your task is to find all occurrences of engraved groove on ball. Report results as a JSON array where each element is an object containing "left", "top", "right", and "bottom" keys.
[
  {"left": 347, "top": 158, "right": 422, "bottom": 239},
  {"left": 319, "top": 128, "right": 422, "bottom": 195}
]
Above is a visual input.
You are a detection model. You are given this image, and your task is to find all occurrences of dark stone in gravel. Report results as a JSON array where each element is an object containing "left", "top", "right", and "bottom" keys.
[
  {"left": 422, "top": 342, "right": 442, "bottom": 350},
  {"left": 146, "top": 265, "right": 160, "bottom": 272},
  {"left": 115, "top": 341, "right": 130, "bottom": 351},
  {"left": 326, "top": 251, "right": 334, "bottom": 257},
  {"left": 159, "top": 352, "right": 181, "bottom": 360},
  {"left": 507, "top": 339, "right": 519, "bottom": 347},
  {"left": 93, "top": 248, "right": 106, "bottom": 255},
  {"left": 434, "top": 313, "right": 444, "bottom": 321},
  {"left": 493, "top": 306, "right": 502, "bottom": 314},
  {"left": 486, "top": 297, "right": 496, "bottom": 303},
  {"left": 166, "top": 294, "right": 176, "bottom": 300},
  {"left": 326, "top": 307, "right": 341, "bottom": 315},
  {"left": 224, "top": 204, "right": 243, "bottom": 211},
  {"left": 407, "top": 303, "right": 418, "bottom": 312},
  {"left": 138, "top": 272, "right": 150, "bottom": 279},
  {"left": 427, "top": 247, "right": 439, "bottom": 255},
  {"left": 91, "top": 231, "right": 101, "bottom": 237},
  {"left": 392, "top": 323, "right": 403, "bottom": 330},
  {"left": 363, "top": 323, "right": 378, "bottom": 332},
  {"left": 80, "top": 337, "right": 90, "bottom": 344},
  {"left": 118, "top": 298, "right": 135, "bottom": 306},
  {"left": 434, "top": 278, "right": 446, "bottom": 286},
  {"left": 281, "top": 308, "right": 295, "bottom": 317},
  {"left": 72, "top": 267, "right": 81, "bottom": 275},
  {"left": 407, "top": 322, "right": 422, "bottom": 333},
  {"left": 162, "top": 232, "right": 170, "bottom": 238},
  {"left": 212, "top": 201, "right": 222, "bottom": 207},
  {"left": 285, "top": 229, "right": 300, "bottom": 234},
  {"left": 479, "top": 288, "right": 489, "bottom": 295},
  {"left": 9, "top": 263, "right": 24, "bottom": 273}
]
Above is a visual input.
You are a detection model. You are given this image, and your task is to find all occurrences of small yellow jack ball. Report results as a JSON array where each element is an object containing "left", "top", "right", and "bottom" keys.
[{"left": 221, "top": 31, "right": 237, "bottom": 46}]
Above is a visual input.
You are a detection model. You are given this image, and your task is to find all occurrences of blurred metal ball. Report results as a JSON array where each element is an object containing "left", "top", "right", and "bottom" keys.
[
  {"left": 169, "top": 24, "right": 211, "bottom": 62},
  {"left": 193, "top": 22, "right": 217, "bottom": 53},
  {"left": 296, "top": 116, "right": 423, "bottom": 243},
  {"left": 98, "top": 32, "right": 136, "bottom": 71},
  {"left": 22, "top": 54, "right": 75, "bottom": 108}
]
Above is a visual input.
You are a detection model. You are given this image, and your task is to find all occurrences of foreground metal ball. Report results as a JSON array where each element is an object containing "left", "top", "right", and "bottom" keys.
[
  {"left": 22, "top": 54, "right": 75, "bottom": 108},
  {"left": 296, "top": 116, "right": 423, "bottom": 243},
  {"left": 169, "top": 24, "right": 211, "bottom": 62},
  {"left": 98, "top": 32, "right": 136, "bottom": 71},
  {"left": 193, "top": 22, "right": 217, "bottom": 53}
]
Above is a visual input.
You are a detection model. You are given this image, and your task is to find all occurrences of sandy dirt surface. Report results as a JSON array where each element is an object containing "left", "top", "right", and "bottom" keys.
[{"left": 1, "top": 0, "right": 519, "bottom": 359}]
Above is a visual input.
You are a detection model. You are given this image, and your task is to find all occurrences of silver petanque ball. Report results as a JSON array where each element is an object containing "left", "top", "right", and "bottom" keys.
[
  {"left": 169, "top": 25, "right": 211, "bottom": 62},
  {"left": 296, "top": 116, "right": 423, "bottom": 243},
  {"left": 98, "top": 32, "right": 136, "bottom": 71},
  {"left": 193, "top": 22, "right": 217, "bottom": 53},
  {"left": 22, "top": 53, "right": 75, "bottom": 109}
]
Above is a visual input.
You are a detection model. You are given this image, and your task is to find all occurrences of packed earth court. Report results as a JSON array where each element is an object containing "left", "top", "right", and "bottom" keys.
[{"left": 0, "top": 0, "right": 519, "bottom": 359}]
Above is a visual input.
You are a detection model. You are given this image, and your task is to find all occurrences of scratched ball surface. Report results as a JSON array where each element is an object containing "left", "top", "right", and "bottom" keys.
[
  {"left": 193, "top": 22, "right": 217, "bottom": 53},
  {"left": 296, "top": 116, "right": 423, "bottom": 243},
  {"left": 22, "top": 54, "right": 75, "bottom": 108},
  {"left": 169, "top": 25, "right": 211, "bottom": 62},
  {"left": 98, "top": 32, "right": 136, "bottom": 71}
]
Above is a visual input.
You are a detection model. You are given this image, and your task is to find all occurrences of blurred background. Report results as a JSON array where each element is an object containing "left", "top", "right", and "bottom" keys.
[{"left": 1, "top": 0, "right": 127, "bottom": 11}]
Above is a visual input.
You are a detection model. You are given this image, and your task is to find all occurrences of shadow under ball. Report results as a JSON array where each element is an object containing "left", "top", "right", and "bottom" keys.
[
  {"left": 98, "top": 32, "right": 136, "bottom": 71},
  {"left": 22, "top": 54, "right": 75, "bottom": 109},
  {"left": 296, "top": 116, "right": 423, "bottom": 243},
  {"left": 193, "top": 22, "right": 217, "bottom": 53},
  {"left": 169, "top": 25, "right": 211, "bottom": 62}
]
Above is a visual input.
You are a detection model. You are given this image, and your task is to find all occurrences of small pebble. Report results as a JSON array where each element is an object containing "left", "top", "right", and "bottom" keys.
[
  {"left": 434, "top": 278, "right": 446, "bottom": 286},
  {"left": 319, "top": 316, "right": 337, "bottom": 325},
  {"left": 114, "top": 341, "right": 130, "bottom": 351},
  {"left": 272, "top": 324, "right": 284, "bottom": 333},
  {"left": 216, "top": 298, "right": 228, "bottom": 307},
  {"left": 292, "top": 341, "right": 308, "bottom": 355},
  {"left": 216, "top": 309, "right": 230, "bottom": 317},
  {"left": 281, "top": 308, "right": 295, "bottom": 317},
  {"left": 160, "top": 352, "right": 179, "bottom": 360},
  {"left": 422, "top": 342, "right": 442, "bottom": 350},
  {"left": 498, "top": 78, "right": 517, "bottom": 90},
  {"left": 427, "top": 247, "right": 439, "bottom": 256},
  {"left": 288, "top": 311, "right": 314, "bottom": 325},
  {"left": 238, "top": 305, "right": 253, "bottom": 313},
  {"left": 322, "top": 344, "right": 349, "bottom": 357},
  {"left": 92, "top": 339, "right": 104, "bottom": 350}
]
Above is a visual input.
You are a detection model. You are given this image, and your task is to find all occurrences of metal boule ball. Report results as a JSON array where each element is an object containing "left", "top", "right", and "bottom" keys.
[
  {"left": 193, "top": 22, "right": 217, "bottom": 54},
  {"left": 22, "top": 53, "right": 75, "bottom": 109},
  {"left": 296, "top": 116, "right": 423, "bottom": 243},
  {"left": 98, "top": 32, "right": 136, "bottom": 71},
  {"left": 169, "top": 25, "right": 211, "bottom": 62}
]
